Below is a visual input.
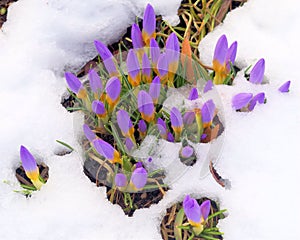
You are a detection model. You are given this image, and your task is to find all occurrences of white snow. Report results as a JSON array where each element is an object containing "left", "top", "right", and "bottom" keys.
[{"left": 1, "top": 0, "right": 300, "bottom": 239}]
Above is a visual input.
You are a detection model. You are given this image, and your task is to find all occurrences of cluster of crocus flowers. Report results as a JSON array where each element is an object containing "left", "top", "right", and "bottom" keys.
[
  {"left": 212, "top": 34, "right": 237, "bottom": 85},
  {"left": 20, "top": 146, "right": 44, "bottom": 190},
  {"left": 232, "top": 92, "right": 266, "bottom": 111},
  {"left": 183, "top": 195, "right": 211, "bottom": 235}
]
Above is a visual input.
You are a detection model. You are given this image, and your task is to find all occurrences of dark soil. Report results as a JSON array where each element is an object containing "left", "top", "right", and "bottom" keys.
[
  {"left": 160, "top": 198, "right": 225, "bottom": 240},
  {"left": 0, "top": 0, "right": 17, "bottom": 28}
]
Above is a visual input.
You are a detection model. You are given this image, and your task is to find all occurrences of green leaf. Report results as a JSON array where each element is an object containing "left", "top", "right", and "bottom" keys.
[
  {"left": 174, "top": 208, "right": 185, "bottom": 240},
  {"left": 207, "top": 209, "right": 227, "bottom": 221},
  {"left": 56, "top": 140, "right": 74, "bottom": 151}
]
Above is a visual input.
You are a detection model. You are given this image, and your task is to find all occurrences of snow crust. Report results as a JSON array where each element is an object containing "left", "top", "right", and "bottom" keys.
[{"left": 1, "top": 0, "right": 300, "bottom": 239}]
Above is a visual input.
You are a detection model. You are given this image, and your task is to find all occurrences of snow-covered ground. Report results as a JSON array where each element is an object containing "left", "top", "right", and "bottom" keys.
[{"left": 0, "top": 0, "right": 299, "bottom": 239}]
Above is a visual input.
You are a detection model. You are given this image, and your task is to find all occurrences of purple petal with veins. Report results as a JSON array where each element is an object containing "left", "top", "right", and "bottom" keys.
[
  {"left": 20, "top": 146, "right": 38, "bottom": 172},
  {"left": 150, "top": 38, "right": 160, "bottom": 65},
  {"left": 204, "top": 80, "right": 213, "bottom": 93},
  {"left": 183, "top": 195, "right": 201, "bottom": 224},
  {"left": 200, "top": 200, "right": 211, "bottom": 221},
  {"left": 131, "top": 167, "right": 147, "bottom": 189},
  {"left": 188, "top": 88, "right": 198, "bottom": 100},
  {"left": 183, "top": 111, "right": 195, "bottom": 125},
  {"left": 143, "top": 4, "right": 156, "bottom": 36},
  {"left": 149, "top": 76, "right": 160, "bottom": 101},
  {"left": 131, "top": 23, "right": 144, "bottom": 49},
  {"left": 106, "top": 77, "right": 121, "bottom": 101},
  {"left": 117, "top": 110, "right": 133, "bottom": 135},
  {"left": 202, "top": 99, "right": 216, "bottom": 123},
  {"left": 88, "top": 69, "right": 102, "bottom": 94},
  {"left": 157, "top": 53, "right": 168, "bottom": 77},
  {"left": 142, "top": 53, "right": 151, "bottom": 76},
  {"left": 92, "top": 100, "right": 106, "bottom": 115},
  {"left": 65, "top": 72, "right": 82, "bottom": 94},
  {"left": 181, "top": 146, "right": 194, "bottom": 158},
  {"left": 170, "top": 107, "right": 183, "bottom": 128},
  {"left": 248, "top": 92, "right": 265, "bottom": 111},
  {"left": 249, "top": 58, "right": 265, "bottom": 84},
  {"left": 127, "top": 49, "right": 140, "bottom": 78},
  {"left": 213, "top": 35, "right": 228, "bottom": 65},
  {"left": 83, "top": 124, "right": 96, "bottom": 142},
  {"left": 115, "top": 173, "right": 127, "bottom": 187},
  {"left": 232, "top": 93, "right": 253, "bottom": 110}
]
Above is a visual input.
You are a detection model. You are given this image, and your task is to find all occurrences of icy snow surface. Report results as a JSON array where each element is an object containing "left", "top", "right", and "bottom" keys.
[{"left": 0, "top": 0, "right": 300, "bottom": 239}]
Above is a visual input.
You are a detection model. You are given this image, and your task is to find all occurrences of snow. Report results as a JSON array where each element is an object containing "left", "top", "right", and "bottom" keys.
[{"left": 0, "top": 0, "right": 300, "bottom": 239}]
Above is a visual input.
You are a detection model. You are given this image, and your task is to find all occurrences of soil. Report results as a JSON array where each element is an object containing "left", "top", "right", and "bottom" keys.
[{"left": 0, "top": 0, "right": 17, "bottom": 28}]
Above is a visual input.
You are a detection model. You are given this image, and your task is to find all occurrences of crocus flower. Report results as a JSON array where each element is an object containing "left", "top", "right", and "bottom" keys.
[
  {"left": 92, "top": 100, "right": 106, "bottom": 118},
  {"left": 165, "top": 33, "right": 180, "bottom": 84},
  {"left": 94, "top": 40, "right": 118, "bottom": 76},
  {"left": 157, "top": 53, "right": 168, "bottom": 84},
  {"left": 149, "top": 76, "right": 161, "bottom": 104},
  {"left": 131, "top": 23, "right": 144, "bottom": 49},
  {"left": 130, "top": 166, "right": 148, "bottom": 190},
  {"left": 157, "top": 117, "right": 167, "bottom": 139},
  {"left": 138, "top": 90, "right": 155, "bottom": 122},
  {"left": 93, "top": 139, "right": 122, "bottom": 164},
  {"left": 167, "top": 132, "right": 175, "bottom": 142},
  {"left": 183, "top": 111, "right": 195, "bottom": 125},
  {"left": 188, "top": 88, "right": 199, "bottom": 100},
  {"left": 225, "top": 41, "right": 238, "bottom": 71},
  {"left": 127, "top": 49, "right": 141, "bottom": 87},
  {"left": 204, "top": 80, "right": 213, "bottom": 93},
  {"left": 150, "top": 38, "right": 160, "bottom": 69},
  {"left": 88, "top": 69, "right": 103, "bottom": 95},
  {"left": 142, "top": 53, "right": 152, "bottom": 83},
  {"left": 232, "top": 93, "right": 253, "bottom": 110},
  {"left": 117, "top": 110, "right": 134, "bottom": 139},
  {"left": 278, "top": 80, "right": 291, "bottom": 93},
  {"left": 65, "top": 72, "right": 87, "bottom": 99},
  {"left": 180, "top": 146, "right": 194, "bottom": 158},
  {"left": 201, "top": 100, "right": 216, "bottom": 128},
  {"left": 183, "top": 195, "right": 211, "bottom": 229},
  {"left": 170, "top": 107, "right": 183, "bottom": 141},
  {"left": 138, "top": 119, "right": 147, "bottom": 138},
  {"left": 212, "top": 35, "right": 228, "bottom": 85},
  {"left": 248, "top": 92, "right": 265, "bottom": 111},
  {"left": 142, "top": 4, "right": 156, "bottom": 46},
  {"left": 83, "top": 124, "right": 96, "bottom": 142},
  {"left": 125, "top": 137, "right": 134, "bottom": 151},
  {"left": 115, "top": 173, "right": 127, "bottom": 188},
  {"left": 249, "top": 58, "right": 265, "bottom": 84},
  {"left": 105, "top": 77, "right": 121, "bottom": 107},
  {"left": 20, "top": 146, "right": 43, "bottom": 190}
]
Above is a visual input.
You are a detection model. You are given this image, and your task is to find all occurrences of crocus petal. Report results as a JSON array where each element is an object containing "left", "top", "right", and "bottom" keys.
[
  {"left": 131, "top": 23, "right": 144, "bottom": 49},
  {"left": 149, "top": 76, "right": 161, "bottom": 103},
  {"left": 157, "top": 53, "right": 168, "bottom": 78},
  {"left": 142, "top": 53, "right": 152, "bottom": 81},
  {"left": 93, "top": 139, "right": 121, "bottom": 164},
  {"left": 278, "top": 80, "right": 291, "bottom": 93},
  {"left": 249, "top": 58, "right": 265, "bottom": 84},
  {"left": 115, "top": 173, "right": 127, "bottom": 187},
  {"left": 138, "top": 90, "right": 155, "bottom": 122},
  {"left": 200, "top": 200, "right": 211, "bottom": 221},
  {"left": 92, "top": 100, "right": 106, "bottom": 115},
  {"left": 106, "top": 77, "right": 121, "bottom": 105},
  {"left": 183, "top": 111, "right": 195, "bottom": 125},
  {"left": 150, "top": 38, "right": 160, "bottom": 66},
  {"left": 203, "top": 80, "right": 213, "bottom": 93},
  {"left": 94, "top": 40, "right": 117, "bottom": 75},
  {"left": 201, "top": 100, "right": 216, "bottom": 123},
  {"left": 142, "top": 4, "right": 156, "bottom": 45},
  {"left": 20, "top": 146, "right": 38, "bottom": 173},
  {"left": 183, "top": 195, "right": 201, "bottom": 225},
  {"left": 181, "top": 146, "right": 194, "bottom": 158},
  {"left": 125, "top": 137, "right": 134, "bottom": 151},
  {"left": 88, "top": 69, "right": 103, "bottom": 94},
  {"left": 225, "top": 41, "right": 238, "bottom": 71},
  {"left": 248, "top": 92, "right": 265, "bottom": 111},
  {"left": 157, "top": 117, "right": 167, "bottom": 136},
  {"left": 167, "top": 132, "right": 175, "bottom": 142},
  {"left": 65, "top": 72, "right": 83, "bottom": 94},
  {"left": 131, "top": 167, "right": 148, "bottom": 189},
  {"left": 117, "top": 110, "right": 133, "bottom": 137},
  {"left": 165, "top": 33, "right": 180, "bottom": 64},
  {"left": 138, "top": 120, "right": 147, "bottom": 133},
  {"left": 136, "top": 162, "right": 143, "bottom": 168},
  {"left": 127, "top": 49, "right": 141, "bottom": 86},
  {"left": 188, "top": 88, "right": 199, "bottom": 100},
  {"left": 232, "top": 93, "right": 253, "bottom": 110},
  {"left": 83, "top": 124, "right": 96, "bottom": 142},
  {"left": 170, "top": 107, "right": 183, "bottom": 128},
  {"left": 213, "top": 35, "right": 228, "bottom": 65}
]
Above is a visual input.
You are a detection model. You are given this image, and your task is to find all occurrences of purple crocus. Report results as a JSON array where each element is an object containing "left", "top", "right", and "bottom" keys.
[
  {"left": 181, "top": 146, "right": 194, "bottom": 158},
  {"left": 157, "top": 117, "right": 167, "bottom": 139},
  {"left": 201, "top": 100, "right": 216, "bottom": 127},
  {"left": 88, "top": 69, "right": 103, "bottom": 95},
  {"left": 203, "top": 80, "right": 213, "bottom": 93},
  {"left": 183, "top": 111, "right": 195, "bottom": 125},
  {"left": 117, "top": 109, "right": 134, "bottom": 138},
  {"left": 138, "top": 90, "right": 155, "bottom": 122},
  {"left": 165, "top": 33, "right": 180, "bottom": 80},
  {"left": 167, "top": 132, "right": 175, "bottom": 142},
  {"left": 94, "top": 40, "right": 118, "bottom": 76},
  {"left": 142, "top": 53, "right": 152, "bottom": 83},
  {"left": 83, "top": 124, "right": 96, "bottom": 142},
  {"left": 278, "top": 80, "right": 291, "bottom": 93},
  {"left": 248, "top": 92, "right": 265, "bottom": 111},
  {"left": 20, "top": 146, "right": 43, "bottom": 189},
  {"left": 188, "top": 88, "right": 199, "bottom": 100},
  {"left": 232, "top": 93, "right": 253, "bottom": 110},
  {"left": 149, "top": 76, "right": 161, "bottom": 104},
  {"left": 150, "top": 38, "right": 160, "bottom": 67},
  {"left": 157, "top": 53, "right": 168, "bottom": 83},
  {"left": 183, "top": 195, "right": 211, "bottom": 227},
  {"left": 65, "top": 72, "right": 86, "bottom": 99},
  {"left": 170, "top": 107, "right": 183, "bottom": 140},
  {"left": 142, "top": 4, "right": 156, "bottom": 46},
  {"left": 138, "top": 119, "right": 147, "bottom": 137},
  {"left": 213, "top": 35, "right": 228, "bottom": 69},
  {"left": 225, "top": 41, "right": 238, "bottom": 71},
  {"left": 125, "top": 137, "right": 134, "bottom": 151},
  {"left": 249, "top": 58, "right": 265, "bottom": 84},
  {"left": 92, "top": 100, "right": 106, "bottom": 117},
  {"left": 115, "top": 173, "right": 127, "bottom": 188},
  {"left": 127, "top": 49, "right": 141, "bottom": 87},
  {"left": 131, "top": 166, "right": 148, "bottom": 190},
  {"left": 105, "top": 77, "right": 121, "bottom": 107},
  {"left": 131, "top": 23, "right": 144, "bottom": 49},
  {"left": 93, "top": 139, "right": 122, "bottom": 164}
]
